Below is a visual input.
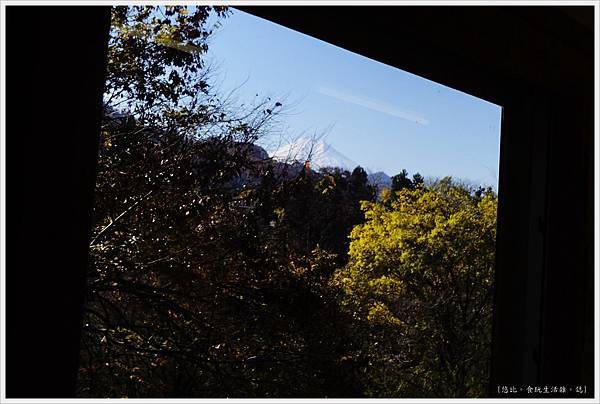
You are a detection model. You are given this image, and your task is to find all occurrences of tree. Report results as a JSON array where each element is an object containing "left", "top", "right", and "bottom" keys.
[
  {"left": 350, "top": 166, "right": 376, "bottom": 202},
  {"left": 391, "top": 169, "right": 413, "bottom": 192},
  {"left": 270, "top": 165, "right": 376, "bottom": 261},
  {"left": 333, "top": 178, "right": 497, "bottom": 397},
  {"left": 412, "top": 172, "right": 424, "bottom": 187},
  {"left": 80, "top": 5, "right": 280, "bottom": 396},
  {"left": 105, "top": 6, "right": 225, "bottom": 128},
  {"left": 79, "top": 6, "right": 362, "bottom": 397}
]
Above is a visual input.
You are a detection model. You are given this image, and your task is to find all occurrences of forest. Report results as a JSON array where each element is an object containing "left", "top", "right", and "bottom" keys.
[{"left": 77, "top": 6, "right": 498, "bottom": 398}]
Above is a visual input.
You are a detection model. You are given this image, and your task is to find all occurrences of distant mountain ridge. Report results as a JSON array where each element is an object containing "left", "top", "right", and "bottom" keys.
[{"left": 367, "top": 171, "right": 392, "bottom": 188}]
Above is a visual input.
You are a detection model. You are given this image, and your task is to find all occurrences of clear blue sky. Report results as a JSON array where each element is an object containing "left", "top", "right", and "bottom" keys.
[{"left": 204, "top": 9, "right": 502, "bottom": 188}]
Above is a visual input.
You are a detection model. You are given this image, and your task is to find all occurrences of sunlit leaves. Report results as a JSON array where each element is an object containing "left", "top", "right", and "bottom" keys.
[{"left": 334, "top": 179, "right": 497, "bottom": 397}]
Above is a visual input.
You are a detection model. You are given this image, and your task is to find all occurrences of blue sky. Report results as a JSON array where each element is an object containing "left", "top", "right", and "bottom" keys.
[{"left": 204, "top": 9, "right": 502, "bottom": 188}]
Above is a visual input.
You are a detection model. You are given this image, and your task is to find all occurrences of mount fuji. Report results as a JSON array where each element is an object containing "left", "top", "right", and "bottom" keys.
[
  {"left": 271, "top": 137, "right": 359, "bottom": 172},
  {"left": 270, "top": 137, "right": 392, "bottom": 188}
]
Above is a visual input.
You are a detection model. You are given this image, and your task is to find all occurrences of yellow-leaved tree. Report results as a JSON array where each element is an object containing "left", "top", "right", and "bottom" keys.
[{"left": 334, "top": 177, "right": 497, "bottom": 397}]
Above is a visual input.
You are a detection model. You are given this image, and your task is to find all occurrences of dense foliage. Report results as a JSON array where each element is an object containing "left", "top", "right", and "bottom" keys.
[
  {"left": 334, "top": 179, "right": 497, "bottom": 397},
  {"left": 77, "top": 6, "right": 497, "bottom": 398}
]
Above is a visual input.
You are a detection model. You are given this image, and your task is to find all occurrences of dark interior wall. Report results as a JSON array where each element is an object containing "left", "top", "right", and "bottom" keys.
[
  {"left": 3, "top": 5, "right": 595, "bottom": 398},
  {"left": 241, "top": 6, "right": 595, "bottom": 397},
  {"left": 5, "top": 6, "right": 111, "bottom": 398},
  {"left": 540, "top": 81, "right": 595, "bottom": 391}
]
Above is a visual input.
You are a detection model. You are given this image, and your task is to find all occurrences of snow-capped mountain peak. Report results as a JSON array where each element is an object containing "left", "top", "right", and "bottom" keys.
[
  {"left": 270, "top": 137, "right": 393, "bottom": 191},
  {"left": 270, "top": 137, "right": 359, "bottom": 172}
]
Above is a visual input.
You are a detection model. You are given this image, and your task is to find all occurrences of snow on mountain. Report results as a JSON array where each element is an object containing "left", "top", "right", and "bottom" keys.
[
  {"left": 270, "top": 137, "right": 360, "bottom": 172},
  {"left": 271, "top": 137, "right": 394, "bottom": 191}
]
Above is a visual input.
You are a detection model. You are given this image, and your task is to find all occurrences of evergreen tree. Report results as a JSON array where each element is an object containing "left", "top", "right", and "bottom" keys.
[{"left": 391, "top": 169, "right": 414, "bottom": 192}]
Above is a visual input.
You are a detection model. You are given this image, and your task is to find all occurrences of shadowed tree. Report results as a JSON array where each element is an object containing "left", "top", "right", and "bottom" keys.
[
  {"left": 391, "top": 169, "right": 413, "bottom": 192},
  {"left": 79, "top": 6, "right": 363, "bottom": 397}
]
